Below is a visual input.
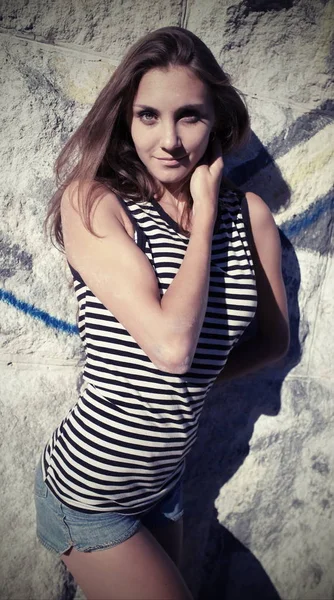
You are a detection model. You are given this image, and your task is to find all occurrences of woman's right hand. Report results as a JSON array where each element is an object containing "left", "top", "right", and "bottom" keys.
[{"left": 190, "top": 137, "right": 224, "bottom": 224}]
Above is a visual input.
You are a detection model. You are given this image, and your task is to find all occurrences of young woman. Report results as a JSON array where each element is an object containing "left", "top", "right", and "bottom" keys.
[{"left": 35, "top": 26, "right": 290, "bottom": 600}]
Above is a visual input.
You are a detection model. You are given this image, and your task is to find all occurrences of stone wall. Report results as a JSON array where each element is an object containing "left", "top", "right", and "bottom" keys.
[{"left": 0, "top": 1, "right": 333, "bottom": 599}]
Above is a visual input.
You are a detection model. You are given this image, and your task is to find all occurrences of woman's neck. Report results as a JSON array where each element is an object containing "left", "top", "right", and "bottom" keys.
[{"left": 159, "top": 183, "right": 190, "bottom": 209}]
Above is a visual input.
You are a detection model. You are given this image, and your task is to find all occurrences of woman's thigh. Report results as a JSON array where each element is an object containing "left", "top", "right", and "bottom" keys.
[
  {"left": 61, "top": 524, "right": 193, "bottom": 600},
  {"left": 145, "top": 517, "right": 184, "bottom": 567}
]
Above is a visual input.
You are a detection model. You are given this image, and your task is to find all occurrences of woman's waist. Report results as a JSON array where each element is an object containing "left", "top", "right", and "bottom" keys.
[
  {"left": 42, "top": 447, "right": 186, "bottom": 513},
  {"left": 80, "top": 380, "right": 208, "bottom": 419}
]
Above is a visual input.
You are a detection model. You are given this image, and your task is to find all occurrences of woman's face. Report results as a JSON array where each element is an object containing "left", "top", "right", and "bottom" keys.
[{"left": 130, "top": 66, "right": 215, "bottom": 192}]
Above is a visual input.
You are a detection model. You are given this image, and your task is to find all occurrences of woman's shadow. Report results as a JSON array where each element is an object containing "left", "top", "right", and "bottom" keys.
[{"left": 181, "top": 133, "right": 303, "bottom": 600}]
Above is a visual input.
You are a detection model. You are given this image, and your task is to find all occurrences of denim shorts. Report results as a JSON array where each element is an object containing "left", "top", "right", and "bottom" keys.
[{"left": 34, "top": 457, "right": 184, "bottom": 556}]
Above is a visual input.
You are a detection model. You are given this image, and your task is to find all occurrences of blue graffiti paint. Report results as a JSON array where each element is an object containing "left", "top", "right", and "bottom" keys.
[
  {"left": 0, "top": 288, "right": 79, "bottom": 335},
  {"left": 280, "top": 194, "right": 333, "bottom": 238}
]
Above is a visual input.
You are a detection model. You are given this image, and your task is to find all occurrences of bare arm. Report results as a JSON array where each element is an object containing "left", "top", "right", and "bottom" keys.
[
  {"left": 160, "top": 218, "right": 215, "bottom": 373},
  {"left": 215, "top": 191, "right": 290, "bottom": 384}
]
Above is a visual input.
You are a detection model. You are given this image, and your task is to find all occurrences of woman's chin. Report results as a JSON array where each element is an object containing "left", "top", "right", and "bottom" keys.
[{"left": 152, "top": 170, "right": 191, "bottom": 188}]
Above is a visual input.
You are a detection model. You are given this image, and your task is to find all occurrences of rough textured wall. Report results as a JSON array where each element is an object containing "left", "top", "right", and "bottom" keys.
[{"left": 0, "top": 1, "right": 333, "bottom": 599}]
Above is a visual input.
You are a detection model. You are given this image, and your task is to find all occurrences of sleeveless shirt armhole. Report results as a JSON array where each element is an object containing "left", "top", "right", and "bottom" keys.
[
  {"left": 67, "top": 260, "right": 85, "bottom": 284},
  {"left": 235, "top": 193, "right": 259, "bottom": 345},
  {"left": 115, "top": 194, "right": 148, "bottom": 252},
  {"left": 240, "top": 193, "right": 256, "bottom": 255}
]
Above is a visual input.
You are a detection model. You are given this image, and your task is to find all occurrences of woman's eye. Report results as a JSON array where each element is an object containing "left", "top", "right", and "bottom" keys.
[
  {"left": 138, "top": 111, "right": 156, "bottom": 123},
  {"left": 180, "top": 113, "right": 201, "bottom": 123}
]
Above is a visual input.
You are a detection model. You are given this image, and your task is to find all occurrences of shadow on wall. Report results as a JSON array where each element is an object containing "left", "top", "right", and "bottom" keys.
[
  {"left": 199, "top": 523, "right": 282, "bottom": 600},
  {"left": 182, "top": 129, "right": 306, "bottom": 599}
]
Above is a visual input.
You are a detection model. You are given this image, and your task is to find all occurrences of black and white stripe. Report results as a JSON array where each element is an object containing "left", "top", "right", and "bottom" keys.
[{"left": 42, "top": 189, "right": 258, "bottom": 514}]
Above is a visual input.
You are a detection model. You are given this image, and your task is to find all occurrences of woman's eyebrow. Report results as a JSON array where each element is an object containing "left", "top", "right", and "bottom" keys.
[{"left": 133, "top": 103, "right": 207, "bottom": 112}]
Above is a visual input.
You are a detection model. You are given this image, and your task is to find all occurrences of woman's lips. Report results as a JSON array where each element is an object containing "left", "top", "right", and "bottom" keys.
[{"left": 154, "top": 155, "right": 188, "bottom": 165}]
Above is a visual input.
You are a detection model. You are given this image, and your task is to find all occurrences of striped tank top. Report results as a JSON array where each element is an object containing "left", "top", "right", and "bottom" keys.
[{"left": 41, "top": 188, "right": 258, "bottom": 514}]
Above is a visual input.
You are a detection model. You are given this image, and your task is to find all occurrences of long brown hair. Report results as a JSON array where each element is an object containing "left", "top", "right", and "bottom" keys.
[{"left": 44, "top": 26, "right": 251, "bottom": 250}]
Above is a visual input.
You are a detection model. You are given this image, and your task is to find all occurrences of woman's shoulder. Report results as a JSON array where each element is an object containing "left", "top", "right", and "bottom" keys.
[
  {"left": 243, "top": 191, "right": 274, "bottom": 229},
  {"left": 60, "top": 179, "right": 135, "bottom": 240},
  {"left": 61, "top": 179, "right": 119, "bottom": 214}
]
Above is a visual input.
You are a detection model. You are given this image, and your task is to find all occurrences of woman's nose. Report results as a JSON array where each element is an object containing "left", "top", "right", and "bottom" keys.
[{"left": 160, "top": 122, "right": 182, "bottom": 151}]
